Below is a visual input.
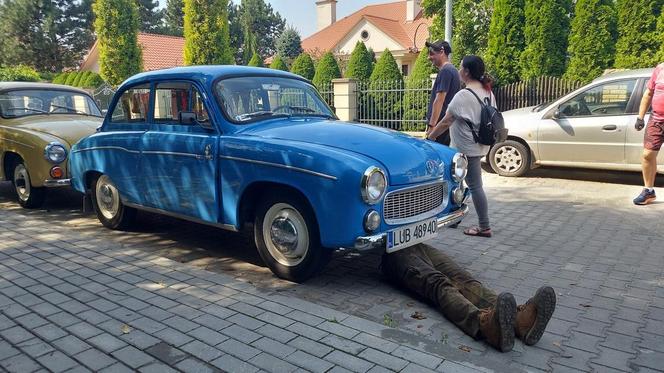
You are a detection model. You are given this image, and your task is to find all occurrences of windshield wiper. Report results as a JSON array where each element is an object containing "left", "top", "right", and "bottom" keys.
[
  {"left": 236, "top": 111, "right": 290, "bottom": 122},
  {"left": 6, "top": 107, "right": 49, "bottom": 114},
  {"left": 49, "top": 104, "right": 91, "bottom": 116},
  {"left": 282, "top": 105, "right": 317, "bottom": 113}
]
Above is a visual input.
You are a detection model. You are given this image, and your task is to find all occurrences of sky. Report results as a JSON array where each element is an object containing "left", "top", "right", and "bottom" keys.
[{"left": 157, "top": 0, "right": 390, "bottom": 38}]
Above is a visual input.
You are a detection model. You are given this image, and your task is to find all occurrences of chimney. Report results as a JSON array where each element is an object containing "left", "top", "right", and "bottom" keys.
[
  {"left": 316, "top": 0, "right": 337, "bottom": 31},
  {"left": 406, "top": 0, "right": 421, "bottom": 22}
]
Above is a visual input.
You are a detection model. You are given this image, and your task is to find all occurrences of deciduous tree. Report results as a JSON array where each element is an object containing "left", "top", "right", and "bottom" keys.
[
  {"left": 94, "top": 0, "right": 143, "bottom": 86},
  {"left": 183, "top": 0, "right": 234, "bottom": 65},
  {"left": 422, "top": 0, "right": 493, "bottom": 65},
  {"left": 565, "top": 0, "right": 617, "bottom": 83},
  {"left": 0, "top": 0, "right": 94, "bottom": 72}
]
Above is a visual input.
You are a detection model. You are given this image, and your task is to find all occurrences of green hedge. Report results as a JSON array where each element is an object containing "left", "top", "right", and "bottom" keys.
[{"left": 0, "top": 65, "right": 41, "bottom": 82}]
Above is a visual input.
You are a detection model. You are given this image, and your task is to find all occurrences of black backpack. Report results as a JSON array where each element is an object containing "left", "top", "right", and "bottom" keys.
[{"left": 463, "top": 88, "right": 508, "bottom": 146}]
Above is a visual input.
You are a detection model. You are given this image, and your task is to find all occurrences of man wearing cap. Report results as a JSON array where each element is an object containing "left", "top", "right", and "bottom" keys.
[{"left": 425, "top": 40, "right": 460, "bottom": 146}]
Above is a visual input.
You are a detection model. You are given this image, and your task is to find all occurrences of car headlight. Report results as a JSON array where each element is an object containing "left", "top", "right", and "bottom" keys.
[
  {"left": 361, "top": 166, "right": 387, "bottom": 205},
  {"left": 44, "top": 142, "right": 67, "bottom": 164},
  {"left": 452, "top": 153, "right": 468, "bottom": 182}
]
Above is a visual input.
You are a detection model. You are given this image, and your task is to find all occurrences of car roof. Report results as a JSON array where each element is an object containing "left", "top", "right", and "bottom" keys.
[
  {"left": 592, "top": 68, "right": 654, "bottom": 83},
  {"left": 0, "top": 81, "right": 91, "bottom": 95},
  {"left": 121, "top": 65, "right": 308, "bottom": 88}
]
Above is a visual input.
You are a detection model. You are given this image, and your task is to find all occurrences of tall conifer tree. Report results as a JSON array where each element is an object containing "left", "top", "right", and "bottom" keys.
[
  {"left": 615, "top": 0, "right": 661, "bottom": 68},
  {"left": 164, "top": 0, "right": 184, "bottom": 36},
  {"left": 485, "top": 0, "right": 525, "bottom": 85},
  {"left": 184, "top": 0, "right": 234, "bottom": 65},
  {"left": 520, "top": 0, "right": 572, "bottom": 79},
  {"left": 94, "top": 0, "right": 142, "bottom": 85},
  {"left": 565, "top": 0, "right": 617, "bottom": 82},
  {"left": 345, "top": 42, "right": 374, "bottom": 81}
]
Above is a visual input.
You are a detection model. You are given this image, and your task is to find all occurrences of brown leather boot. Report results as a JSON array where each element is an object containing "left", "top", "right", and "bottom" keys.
[
  {"left": 515, "top": 286, "right": 556, "bottom": 346},
  {"left": 478, "top": 292, "right": 516, "bottom": 352}
]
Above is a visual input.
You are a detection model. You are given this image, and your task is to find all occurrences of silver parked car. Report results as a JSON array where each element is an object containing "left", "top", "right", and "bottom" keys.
[{"left": 488, "top": 69, "right": 664, "bottom": 177}]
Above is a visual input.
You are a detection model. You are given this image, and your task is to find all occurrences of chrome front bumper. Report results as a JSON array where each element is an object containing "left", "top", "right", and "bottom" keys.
[
  {"left": 43, "top": 179, "right": 71, "bottom": 187},
  {"left": 353, "top": 204, "right": 470, "bottom": 251}
]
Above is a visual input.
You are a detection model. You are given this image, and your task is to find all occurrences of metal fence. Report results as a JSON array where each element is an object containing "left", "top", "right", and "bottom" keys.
[
  {"left": 317, "top": 82, "right": 334, "bottom": 109},
  {"left": 356, "top": 79, "right": 431, "bottom": 131},
  {"left": 493, "top": 76, "right": 583, "bottom": 112},
  {"left": 93, "top": 83, "right": 116, "bottom": 112}
]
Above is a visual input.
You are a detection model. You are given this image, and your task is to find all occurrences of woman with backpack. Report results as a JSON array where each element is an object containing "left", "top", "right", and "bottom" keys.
[{"left": 426, "top": 55, "right": 497, "bottom": 238}]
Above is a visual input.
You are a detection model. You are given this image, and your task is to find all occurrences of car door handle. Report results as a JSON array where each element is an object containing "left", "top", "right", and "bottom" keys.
[{"left": 602, "top": 125, "right": 618, "bottom": 131}]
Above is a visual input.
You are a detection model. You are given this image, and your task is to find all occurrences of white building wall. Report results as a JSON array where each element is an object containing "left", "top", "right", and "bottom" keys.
[{"left": 336, "top": 19, "right": 403, "bottom": 55}]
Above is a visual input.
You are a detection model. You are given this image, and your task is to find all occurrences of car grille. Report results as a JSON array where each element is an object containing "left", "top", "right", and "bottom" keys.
[{"left": 383, "top": 182, "right": 447, "bottom": 224}]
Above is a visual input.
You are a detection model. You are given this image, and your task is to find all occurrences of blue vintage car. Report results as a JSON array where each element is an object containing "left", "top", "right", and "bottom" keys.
[{"left": 69, "top": 66, "right": 469, "bottom": 282}]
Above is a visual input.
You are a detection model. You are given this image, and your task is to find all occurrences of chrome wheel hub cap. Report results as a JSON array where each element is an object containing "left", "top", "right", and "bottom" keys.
[
  {"left": 95, "top": 175, "right": 120, "bottom": 220},
  {"left": 263, "top": 203, "right": 309, "bottom": 267},
  {"left": 13, "top": 165, "right": 30, "bottom": 202},
  {"left": 495, "top": 146, "right": 523, "bottom": 173},
  {"left": 270, "top": 217, "right": 299, "bottom": 254}
]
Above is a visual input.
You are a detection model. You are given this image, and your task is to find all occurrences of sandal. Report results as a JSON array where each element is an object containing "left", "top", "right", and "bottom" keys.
[{"left": 464, "top": 226, "right": 492, "bottom": 238}]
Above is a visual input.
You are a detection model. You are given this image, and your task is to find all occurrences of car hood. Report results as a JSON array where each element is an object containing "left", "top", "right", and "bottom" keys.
[
  {"left": 9, "top": 115, "right": 101, "bottom": 147},
  {"left": 240, "top": 119, "right": 453, "bottom": 185}
]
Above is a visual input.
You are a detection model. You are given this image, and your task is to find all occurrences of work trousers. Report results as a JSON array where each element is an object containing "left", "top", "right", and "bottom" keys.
[{"left": 382, "top": 244, "right": 498, "bottom": 338}]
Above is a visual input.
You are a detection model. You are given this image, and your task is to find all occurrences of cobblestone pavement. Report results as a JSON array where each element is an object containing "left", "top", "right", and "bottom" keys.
[{"left": 1, "top": 167, "right": 663, "bottom": 372}]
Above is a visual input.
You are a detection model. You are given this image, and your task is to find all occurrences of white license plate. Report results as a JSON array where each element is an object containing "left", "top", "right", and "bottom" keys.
[{"left": 386, "top": 218, "right": 438, "bottom": 253}]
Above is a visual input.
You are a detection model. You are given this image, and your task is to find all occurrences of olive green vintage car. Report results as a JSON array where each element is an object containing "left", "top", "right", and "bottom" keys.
[{"left": 0, "top": 82, "right": 102, "bottom": 208}]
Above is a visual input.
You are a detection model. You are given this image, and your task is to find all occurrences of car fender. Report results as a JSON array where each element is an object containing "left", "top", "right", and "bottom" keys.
[{"left": 219, "top": 136, "right": 383, "bottom": 248}]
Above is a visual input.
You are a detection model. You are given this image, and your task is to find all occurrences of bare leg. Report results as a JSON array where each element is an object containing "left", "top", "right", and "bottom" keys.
[{"left": 642, "top": 149, "right": 659, "bottom": 188}]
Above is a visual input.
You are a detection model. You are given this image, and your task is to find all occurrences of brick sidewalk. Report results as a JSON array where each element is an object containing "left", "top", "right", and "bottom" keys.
[{"left": 0, "top": 206, "right": 507, "bottom": 373}]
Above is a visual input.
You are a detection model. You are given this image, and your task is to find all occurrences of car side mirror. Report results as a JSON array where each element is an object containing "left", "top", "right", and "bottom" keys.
[
  {"left": 179, "top": 111, "right": 197, "bottom": 125},
  {"left": 552, "top": 108, "right": 561, "bottom": 119},
  {"left": 179, "top": 111, "right": 214, "bottom": 130}
]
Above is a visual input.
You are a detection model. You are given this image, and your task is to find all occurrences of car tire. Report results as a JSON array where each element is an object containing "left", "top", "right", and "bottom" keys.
[
  {"left": 489, "top": 140, "right": 531, "bottom": 177},
  {"left": 91, "top": 174, "right": 136, "bottom": 230},
  {"left": 12, "top": 160, "right": 46, "bottom": 209},
  {"left": 253, "top": 193, "right": 330, "bottom": 283}
]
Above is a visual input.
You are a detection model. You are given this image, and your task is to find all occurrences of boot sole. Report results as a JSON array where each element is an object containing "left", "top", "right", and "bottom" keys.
[
  {"left": 523, "top": 286, "right": 557, "bottom": 346},
  {"left": 495, "top": 293, "right": 517, "bottom": 352}
]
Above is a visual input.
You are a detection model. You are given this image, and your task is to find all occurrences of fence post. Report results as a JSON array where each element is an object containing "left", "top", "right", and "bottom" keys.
[
  {"left": 332, "top": 78, "right": 357, "bottom": 122},
  {"left": 430, "top": 73, "right": 437, "bottom": 88}
]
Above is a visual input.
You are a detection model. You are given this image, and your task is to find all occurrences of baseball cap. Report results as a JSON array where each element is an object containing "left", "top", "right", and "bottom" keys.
[{"left": 425, "top": 40, "right": 452, "bottom": 55}]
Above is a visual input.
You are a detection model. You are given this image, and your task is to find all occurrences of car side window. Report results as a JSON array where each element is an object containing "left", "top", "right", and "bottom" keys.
[
  {"left": 559, "top": 79, "right": 637, "bottom": 117},
  {"left": 154, "top": 82, "right": 210, "bottom": 125},
  {"left": 110, "top": 84, "right": 150, "bottom": 123}
]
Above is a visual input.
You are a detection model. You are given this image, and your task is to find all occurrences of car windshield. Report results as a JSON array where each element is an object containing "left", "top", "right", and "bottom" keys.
[
  {"left": 533, "top": 100, "right": 556, "bottom": 112},
  {"left": 0, "top": 89, "right": 102, "bottom": 119},
  {"left": 215, "top": 76, "right": 335, "bottom": 123}
]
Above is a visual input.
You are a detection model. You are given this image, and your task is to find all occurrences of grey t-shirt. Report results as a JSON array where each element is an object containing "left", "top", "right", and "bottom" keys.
[{"left": 447, "top": 87, "right": 496, "bottom": 157}]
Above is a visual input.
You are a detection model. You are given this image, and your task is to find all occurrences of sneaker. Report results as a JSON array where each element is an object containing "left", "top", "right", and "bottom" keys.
[
  {"left": 633, "top": 188, "right": 656, "bottom": 205},
  {"left": 478, "top": 292, "right": 516, "bottom": 352},
  {"left": 515, "top": 286, "right": 556, "bottom": 346}
]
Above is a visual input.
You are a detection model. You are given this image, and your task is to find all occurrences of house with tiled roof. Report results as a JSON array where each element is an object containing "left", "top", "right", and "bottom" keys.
[
  {"left": 80, "top": 33, "right": 185, "bottom": 73},
  {"left": 302, "top": 0, "right": 431, "bottom": 76}
]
